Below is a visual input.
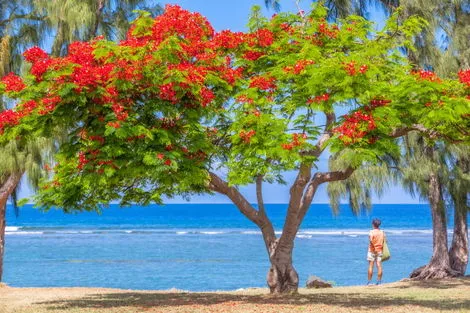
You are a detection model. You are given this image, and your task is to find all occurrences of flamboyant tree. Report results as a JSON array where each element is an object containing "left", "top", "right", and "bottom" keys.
[{"left": 0, "top": 4, "right": 469, "bottom": 293}]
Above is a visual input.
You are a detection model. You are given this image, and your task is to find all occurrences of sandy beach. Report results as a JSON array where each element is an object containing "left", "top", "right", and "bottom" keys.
[{"left": 2, "top": 278, "right": 470, "bottom": 313}]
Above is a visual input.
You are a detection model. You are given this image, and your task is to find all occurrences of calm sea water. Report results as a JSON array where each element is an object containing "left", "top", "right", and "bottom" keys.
[{"left": 3, "top": 203, "right": 460, "bottom": 290}]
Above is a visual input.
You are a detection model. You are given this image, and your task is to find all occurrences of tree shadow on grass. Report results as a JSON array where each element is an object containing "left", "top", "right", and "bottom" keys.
[
  {"left": 392, "top": 277, "right": 470, "bottom": 289},
  {"left": 38, "top": 289, "right": 470, "bottom": 312}
]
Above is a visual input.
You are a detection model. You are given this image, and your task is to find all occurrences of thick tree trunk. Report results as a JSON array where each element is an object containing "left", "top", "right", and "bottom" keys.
[
  {"left": 0, "top": 201, "right": 5, "bottom": 282},
  {"left": 449, "top": 194, "right": 468, "bottom": 275},
  {"left": 267, "top": 242, "right": 299, "bottom": 294},
  {"left": 0, "top": 172, "right": 22, "bottom": 282},
  {"left": 448, "top": 157, "right": 469, "bottom": 276},
  {"left": 410, "top": 172, "right": 458, "bottom": 279}
]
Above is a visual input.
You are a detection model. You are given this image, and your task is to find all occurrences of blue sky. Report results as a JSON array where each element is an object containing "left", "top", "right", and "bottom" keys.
[{"left": 18, "top": 0, "right": 422, "bottom": 204}]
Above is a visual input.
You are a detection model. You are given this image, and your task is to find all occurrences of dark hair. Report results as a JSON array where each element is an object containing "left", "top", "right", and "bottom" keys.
[{"left": 372, "top": 218, "right": 381, "bottom": 228}]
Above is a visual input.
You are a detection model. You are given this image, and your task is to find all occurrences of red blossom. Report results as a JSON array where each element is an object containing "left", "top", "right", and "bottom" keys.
[
  {"left": 39, "top": 95, "right": 61, "bottom": 115},
  {"left": 458, "top": 69, "right": 470, "bottom": 87},
  {"left": 239, "top": 129, "right": 256, "bottom": 143},
  {"left": 333, "top": 110, "right": 377, "bottom": 144},
  {"left": 254, "top": 28, "right": 274, "bottom": 47},
  {"left": 200, "top": 87, "right": 215, "bottom": 106},
  {"left": 212, "top": 30, "right": 245, "bottom": 49},
  {"left": 107, "top": 121, "right": 121, "bottom": 128},
  {"left": 1, "top": 73, "right": 26, "bottom": 92},
  {"left": 31, "top": 58, "right": 53, "bottom": 80},
  {"left": 236, "top": 95, "right": 254, "bottom": 104},
  {"left": 67, "top": 41, "right": 95, "bottom": 65},
  {"left": 23, "top": 46, "right": 48, "bottom": 63},
  {"left": 159, "top": 82, "right": 178, "bottom": 103},
  {"left": 414, "top": 69, "right": 441, "bottom": 82},
  {"left": 249, "top": 76, "right": 276, "bottom": 91},
  {"left": 0, "top": 109, "right": 20, "bottom": 133},
  {"left": 307, "top": 93, "right": 329, "bottom": 104},
  {"left": 243, "top": 51, "right": 264, "bottom": 61},
  {"left": 149, "top": 5, "right": 214, "bottom": 50},
  {"left": 17, "top": 100, "right": 38, "bottom": 116}
]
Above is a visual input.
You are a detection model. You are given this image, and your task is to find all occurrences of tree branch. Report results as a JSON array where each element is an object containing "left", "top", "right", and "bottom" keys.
[
  {"left": 256, "top": 175, "right": 266, "bottom": 215},
  {"left": 0, "top": 172, "right": 23, "bottom": 208},
  {"left": 297, "top": 166, "right": 355, "bottom": 222},
  {"left": 300, "top": 112, "right": 336, "bottom": 157},
  {"left": 209, "top": 171, "right": 277, "bottom": 256}
]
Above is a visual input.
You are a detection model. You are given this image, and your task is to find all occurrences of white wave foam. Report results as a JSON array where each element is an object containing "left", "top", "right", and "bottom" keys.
[
  {"left": 241, "top": 231, "right": 261, "bottom": 235},
  {"left": 176, "top": 231, "right": 188, "bottom": 235},
  {"left": 6, "top": 231, "right": 44, "bottom": 235},
  {"left": 200, "top": 231, "right": 224, "bottom": 235},
  {"left": 5, "top": 226, "right": 20, "bottom": 232},
  {"left": 296, "top": 235, "right": 312, "bottom": 239}
]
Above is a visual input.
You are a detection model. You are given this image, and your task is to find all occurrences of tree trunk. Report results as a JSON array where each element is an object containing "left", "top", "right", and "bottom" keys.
[
  {"left": 448, "top": 158, "right": 469, "bottom": 276},
  {"left": 266, "top": 239, "right": 299, "bottom": 294},
  {"left": 410, "top": 172, "right": 458, "bottom": 279},
  {"left": 0, "top": 202, "right": 5, "bottom": 282},
  {"left": 0, "top": 172, "right": 23, "bottom": 282}
]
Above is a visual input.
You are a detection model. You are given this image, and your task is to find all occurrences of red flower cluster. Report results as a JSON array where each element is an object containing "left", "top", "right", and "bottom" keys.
[
  {"left": 67, "top": 41, "right": 95, "bottom": 65},
  {"left": 151, "top": 5, "right": 214, "bottom": 49},
  {"left": 369, "top": 98, "right": 391, "bottom": 108},
  {"left": 249, "top": 76, "right": 276, "bottom": 91},
  {"left": 318, "top": 23, "right": 339, "bottom": 39},
  {"left": 23, "top": 46, "right": 48, "bottom": 63},
  {"left": 221, "top": 67, "right": 244, "bottom": 85},
  {"left": 414, "top": 69, "right": 440, "bottom": 82},
  {"left": 200, "top": 88, "right": 215, "bottom": 107},
  {"left": 243, "top": 51, "right": 264, "bottom": 61},
  {"left": 78, "top": 151, "right": 89, "bottom": 170},
  {"left": 1, "top": 73, "right": 26, "bottom": 92},
  {"left": 107, "top": 121, "right": 121, "bottom": 128},
  {"left": 281, "top": 133, "right": 307, "bottom": 150},
  {"left": 252, "top": 28, "right": 274, "bottom": 47},
  {"left": 239, "top": 129, "right": 256, "bottom": 143},
  {"left": 344, "top": 61, "right": 368, "bottom": 76},
  {"left": 307, "top": 93, "right": 330, "bottom": 104},
  {"left": 236, "top": 95, "right": 254, "bottom": 104},
  {"left": 18, "top": 100, "right": 38, "bottom": 116},
  {"left": 0, "top": 109, "right": 19, "bottom": 133},
  {"left": 334, "top": 111, "right": 377, "bottom": 144},
  {"left": 212, "top": 30, "right": 245, "bottom": 49},
  {"left": 458, "top": 69, "right": 470, "bottom": 87},
  {"left": 283, "top": 60, "right": 315, "bottom": 75},
  {"left": 39, "top": 95, "right": 61, "bottom": 115},
  {"left": 159, "top": 83, "right": 178, "bottom": 103},
  {"left": 31, "top": 59, "right": 52, "bottom": 80},
  {"left": 112, "top": 103, "right": 128, "bottom": 121}
]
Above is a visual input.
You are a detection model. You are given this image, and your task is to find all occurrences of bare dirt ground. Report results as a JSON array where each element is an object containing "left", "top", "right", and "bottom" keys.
[{"left": 2, "top": 278, "right": 470, "bottom": 313}]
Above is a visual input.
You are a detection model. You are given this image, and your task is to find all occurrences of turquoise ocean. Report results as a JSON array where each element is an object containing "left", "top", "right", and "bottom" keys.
[{"left": 4, "top": 203, "right": 463, "bottom": 290}]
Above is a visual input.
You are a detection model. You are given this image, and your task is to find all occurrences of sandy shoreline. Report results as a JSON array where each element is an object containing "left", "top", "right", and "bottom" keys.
[{"left": 2, "top": 278, "right": 470, "bottom": 313}]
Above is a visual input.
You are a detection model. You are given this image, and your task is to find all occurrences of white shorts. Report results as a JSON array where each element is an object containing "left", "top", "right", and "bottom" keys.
[{"left": 367, "top": 251, "right": 383, "bottom": 262}]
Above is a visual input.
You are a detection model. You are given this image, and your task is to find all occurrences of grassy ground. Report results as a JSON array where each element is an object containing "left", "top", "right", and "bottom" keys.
[{"left": 2, "top": 278, "right": 470, "bottom": 313}]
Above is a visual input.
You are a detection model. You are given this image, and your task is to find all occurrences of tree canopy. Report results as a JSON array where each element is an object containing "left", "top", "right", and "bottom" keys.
[{"left": 0, "top": 4, "right": 468, "bottom": 212}]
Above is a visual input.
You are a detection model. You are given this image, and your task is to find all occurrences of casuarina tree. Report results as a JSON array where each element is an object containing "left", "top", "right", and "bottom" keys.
[{"left": 0, "top": 4, "right": 468, "bottom": 293}]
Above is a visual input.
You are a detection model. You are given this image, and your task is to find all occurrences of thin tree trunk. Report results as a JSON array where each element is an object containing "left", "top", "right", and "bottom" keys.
[
  {"left": 0, "top": 172, "right": 22, "bottom": 282},
  {"left": 410, "top": 171, "right": 458, "bottom": 279},
  {"left": 448, "top": 158, "right": 469, "bottom": 276}
]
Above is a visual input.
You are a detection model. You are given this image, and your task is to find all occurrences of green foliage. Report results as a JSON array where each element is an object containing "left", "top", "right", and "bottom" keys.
[{"left": 0, "top": 4, "right": 468, "bottom": 212}]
